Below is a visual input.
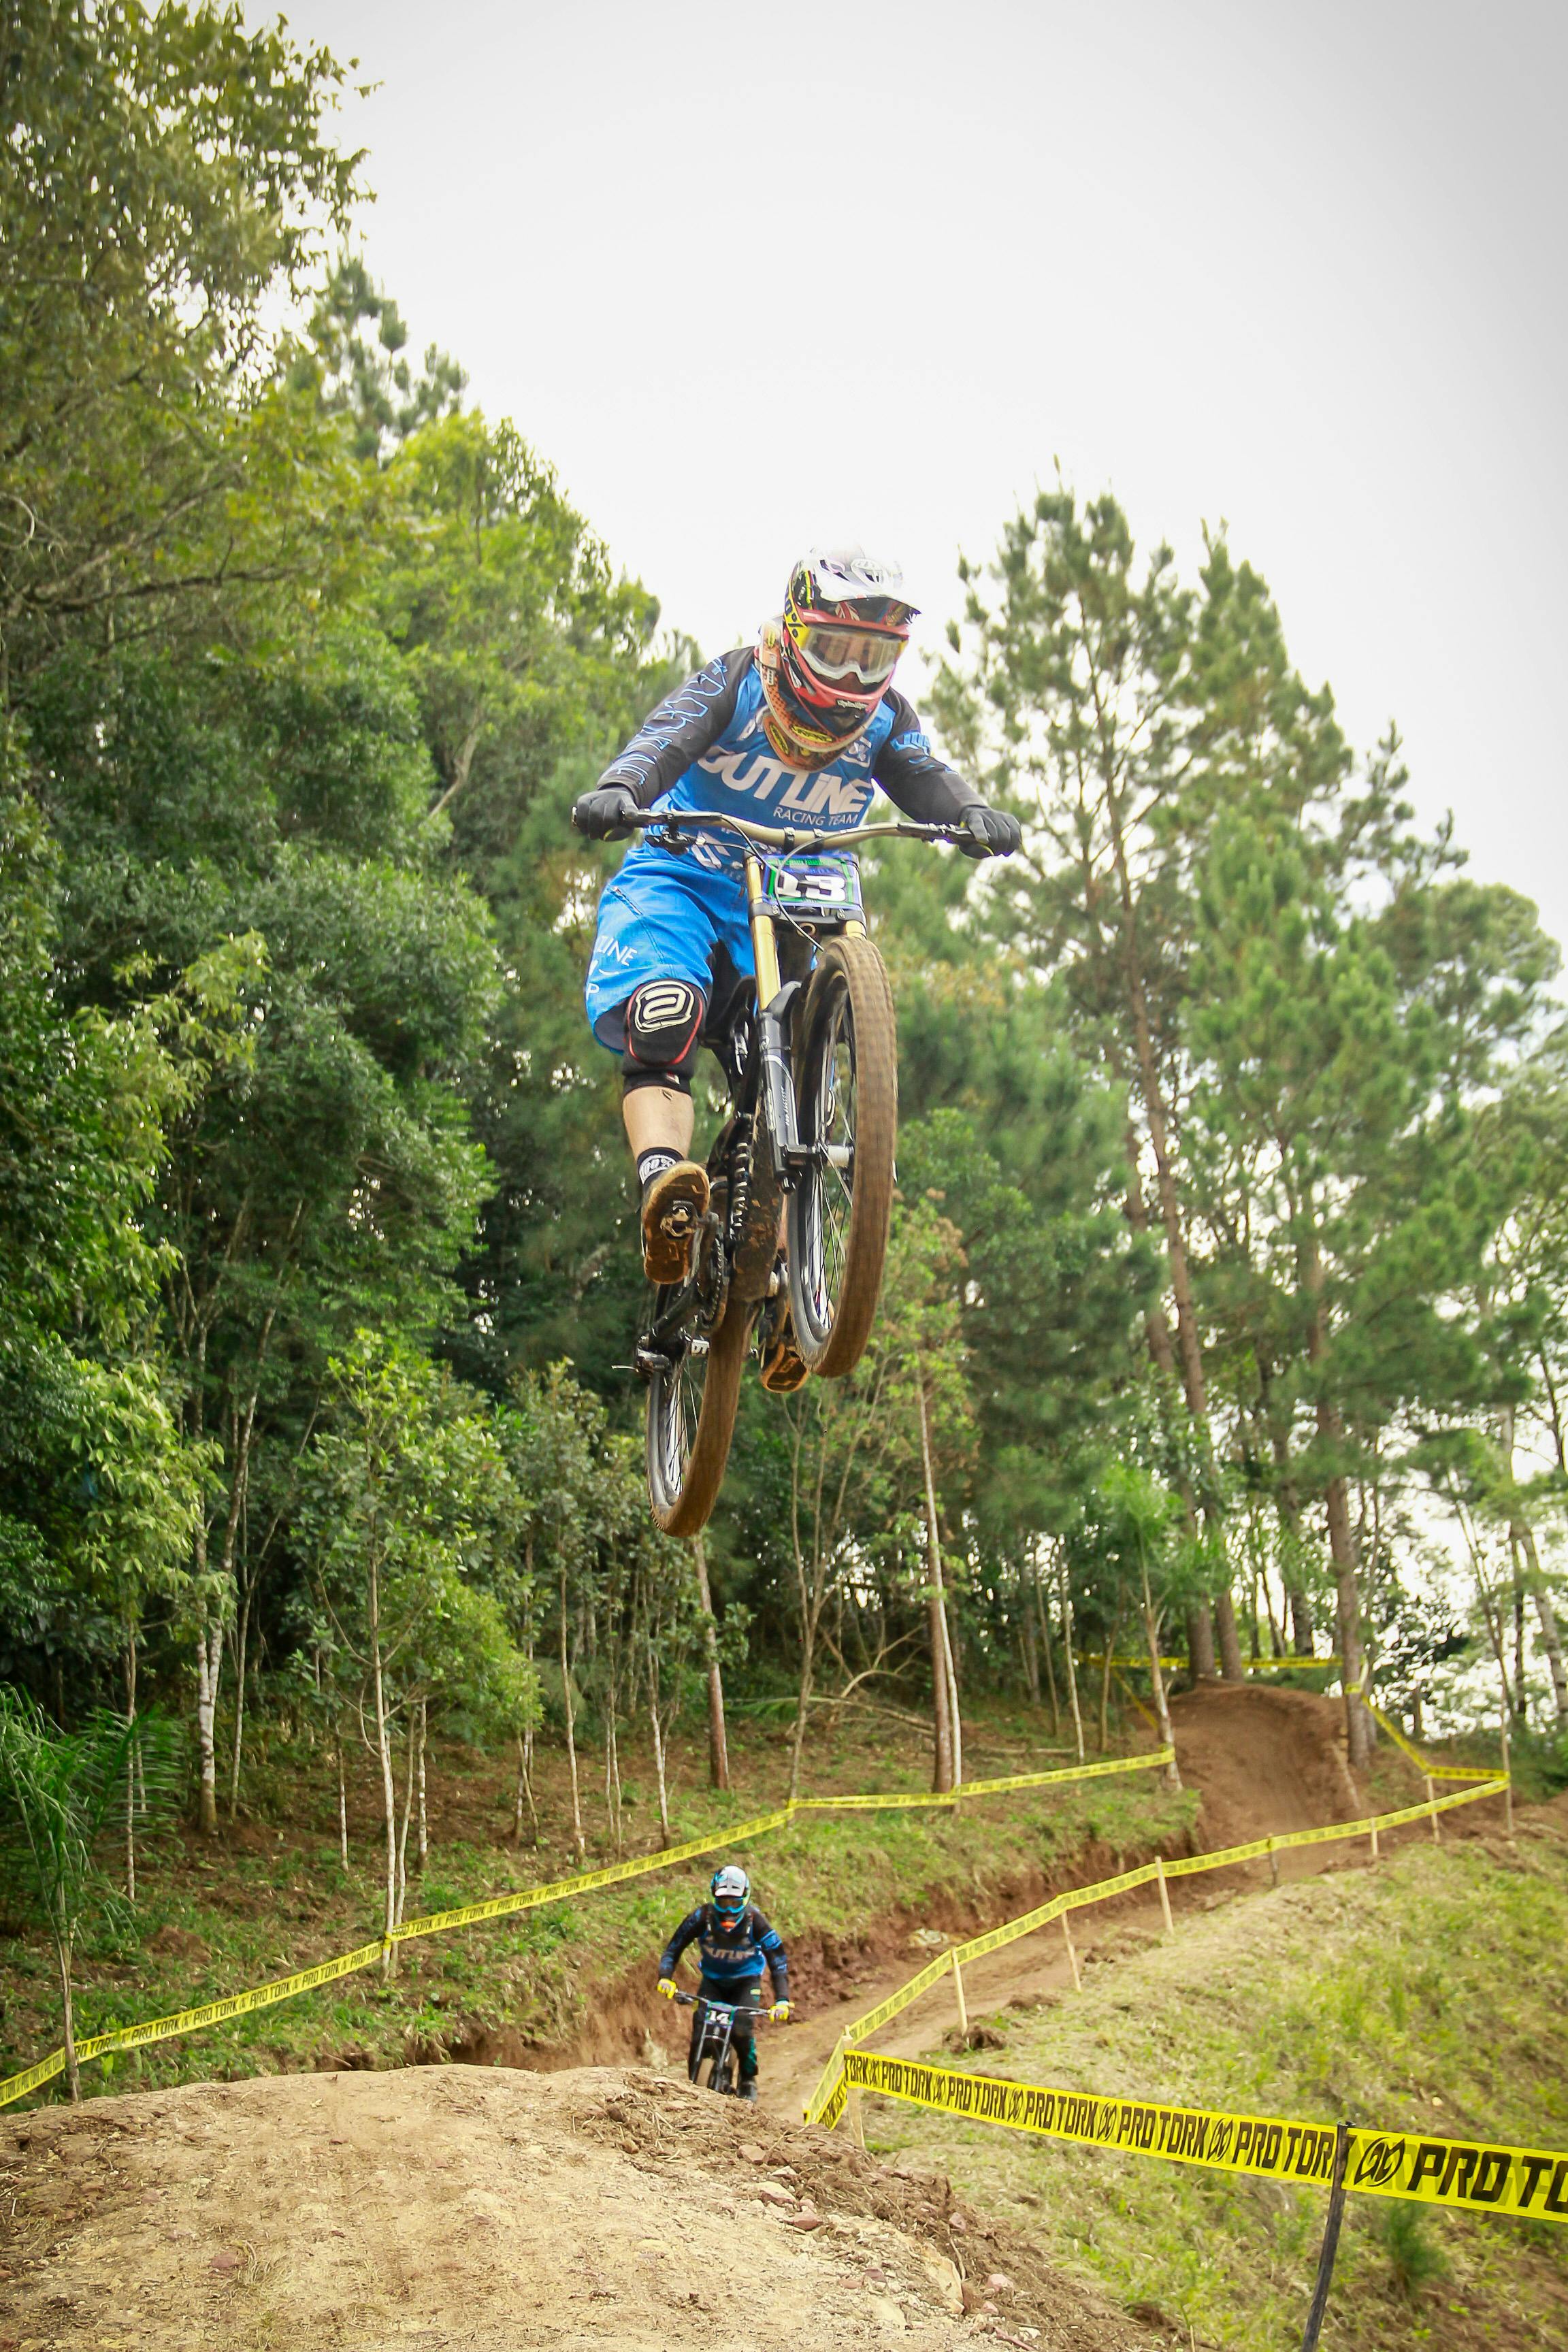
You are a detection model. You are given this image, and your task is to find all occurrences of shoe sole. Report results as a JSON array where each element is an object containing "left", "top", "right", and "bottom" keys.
[{"left": 642, "top": 1174, "right": 709, "bottom": 1286}]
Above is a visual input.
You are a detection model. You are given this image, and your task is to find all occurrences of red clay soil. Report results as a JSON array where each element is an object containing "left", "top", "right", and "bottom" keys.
[{"left": 1169, "top": 1679, "right": 1362, "bottom": 1861}]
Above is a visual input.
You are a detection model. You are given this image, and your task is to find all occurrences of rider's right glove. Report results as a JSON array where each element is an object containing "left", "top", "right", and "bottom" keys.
[
  {"left": 572, "top": 784, "right": 640, "bottom": 840},
  {"left": 956, "top": 801, "right": 1022, "bottom": 860},
  {"left": 656, "top": 1976, "right": 677, "bottom": 1999},
  {"left": 768, "top": 2000, "right": 791, "bottom": 2023}
]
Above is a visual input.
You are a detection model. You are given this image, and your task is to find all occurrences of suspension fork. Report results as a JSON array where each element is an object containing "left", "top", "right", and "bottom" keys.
[{"left": 745, "top": 851, "right": 803, "bottom": 1180}]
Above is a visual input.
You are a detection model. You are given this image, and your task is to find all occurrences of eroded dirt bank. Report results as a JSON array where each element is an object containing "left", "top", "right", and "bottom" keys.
[{"left": 0, "top": 2063, "right": 1154, "bottom": 2351}]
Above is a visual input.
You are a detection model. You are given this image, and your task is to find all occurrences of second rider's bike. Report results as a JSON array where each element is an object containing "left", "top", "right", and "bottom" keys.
[
  {"left": 629, "top": 806, "right": 974, "bottom": 1535},
  {"left": 672, "top": 1988, "right": 787, "bottom": 2097}
]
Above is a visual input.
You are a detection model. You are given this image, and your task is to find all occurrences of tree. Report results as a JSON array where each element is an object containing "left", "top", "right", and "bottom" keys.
[
  {"left": 296, "top": 1335, "right": 532, "bottom": 1959},
  {"left": 0, "top": 1690, "right": 174, "bottom": 2099},
  {"left": 0, "top": 0, "right": 360, "bottom": 691}
]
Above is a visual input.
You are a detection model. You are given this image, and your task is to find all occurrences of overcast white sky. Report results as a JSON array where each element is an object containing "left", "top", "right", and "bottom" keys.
[{"left": 293, "top": 0, "right": 1568, "bottom": 945}]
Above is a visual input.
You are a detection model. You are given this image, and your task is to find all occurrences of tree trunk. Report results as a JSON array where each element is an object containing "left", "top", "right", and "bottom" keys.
[
  {"left": 1060, "top": 1566, "right": 1085, "bottom": 1765},
  {"left": 649, "top": 1673, "right": 673, "bottom": 1848},
  {"left": 1186, "top": 1603, "right": 1216, "bottom": 1680},
  {"left": 917, "top": 1375, "right": 960, "bottom": 1791},
  {"left": 395, "top": 1715, "right": 416, "bottom": 1927},
  {"left": 55, "top": 1934, "right": 80, "bottom": 2103},
  {"left": 1214, "top": 1588, "right": 1245, "bottom": 1682},
  {"left": 123, "top": 1615, "right": 137, "bottom": 1905},
  {"left": 1288, "top": 1583, "right": 1316, "bottom": 1654},
  {"left": 1299, "top": 1221, "right": 1371, "bottom": 1770},
  {"left": 1033, "top": 1561, "right": 1061, "bottom": 1736},
  {"left": 1499, "top": 1406, "right": 1567, "bottom": 1729},
  {"left": 559, "top": 1571, "right": 585, "bottom": 1860},
  {"left": 1141, "top": 1567, "right": 1181, "bottom": 1791},
  {"left": 1019, "top": 1590, "right": 1041, "bottom": 1707},
  {"left": 227, "top": 1582, "right": 250, "bottom": 1821},
  {"left": 369, "top": 1554, "right": 399, "bottom": 1972},
  {"left": 691, "top": 1535, "right": 731, "bottom": 1791},
  {"left": 416, "top": 1698, "right": 428, "bottom": 1873},
  {"left": 1324, "top": 1465, "right": 1372, "bottom": 1770},
  {"left": 335, "top": 1725, "right": 348, "bottom": 1869},
  {"left": 194, "top": 1612, "right": 223, "bottom": 1837},
  {"left": 1097, "top": 1608, "right": 1120, "bottom": 1752}
]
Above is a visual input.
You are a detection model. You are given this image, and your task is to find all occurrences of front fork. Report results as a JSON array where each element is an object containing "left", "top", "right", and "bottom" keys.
[{"left": 745, "top": 851, "right": 802, "bottom": 1186}]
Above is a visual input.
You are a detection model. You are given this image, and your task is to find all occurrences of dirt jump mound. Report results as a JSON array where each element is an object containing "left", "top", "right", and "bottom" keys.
[{"left": 0, "top": 2063, "right": 1163, "bottom": 2350}]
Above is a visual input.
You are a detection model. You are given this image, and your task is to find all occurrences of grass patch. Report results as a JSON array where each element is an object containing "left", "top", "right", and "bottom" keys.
[{"left": 861, "top": 1812, "right": 1568, "bottom": 2349}]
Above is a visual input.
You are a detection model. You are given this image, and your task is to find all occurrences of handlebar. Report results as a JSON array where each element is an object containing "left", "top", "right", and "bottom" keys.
[
  {"left": 672, "top": 1991, "right": 789, "bottom": 2021},
  {"left": 625, "top": 808, "right": 966, "bottom": 857}
]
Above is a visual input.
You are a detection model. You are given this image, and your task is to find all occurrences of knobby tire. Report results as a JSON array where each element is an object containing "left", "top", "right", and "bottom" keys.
[
  {"left": 645, "top": 1303, "right": 752, "bottom": 1537},
  {"left": 787, "top": 933, "right": 898, "bottom": 1378}
]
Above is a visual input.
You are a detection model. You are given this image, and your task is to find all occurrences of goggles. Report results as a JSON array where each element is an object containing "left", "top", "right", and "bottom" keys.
[{"left": 791, "top": 622, "right": 904, "bottom": 688}]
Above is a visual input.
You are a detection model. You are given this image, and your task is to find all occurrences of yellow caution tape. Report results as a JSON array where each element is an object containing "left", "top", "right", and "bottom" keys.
[
  {"left": 803, "top": 1773, "right": 1509, "bottom": 2124},
  {"left": 0, "top": 1750, "right": 1171, "bottom": 2110},
  {"left": 1362, "top": 1695, "right": 1498, "bottom": 1783},
  {"left": 831, "top": 2051, "right": 1568, "bottom": 2225}
]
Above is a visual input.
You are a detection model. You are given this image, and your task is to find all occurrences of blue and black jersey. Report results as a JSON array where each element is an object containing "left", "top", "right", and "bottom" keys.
[
  {"left": 597, "top": 645, "right": 974, "bottom": 881},
  {"left": 659, "top": 1901, "right": 788, "bottom": 1996}
]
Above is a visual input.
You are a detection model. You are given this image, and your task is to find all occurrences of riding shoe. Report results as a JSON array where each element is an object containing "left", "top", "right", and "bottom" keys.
[
  {"left": 759, "top": 1300, "right": 810, "bottom": 1394},
  {"left": 640, "top": 1160, "right": 710, "bottom": 1285},
  {"left": 738, "top": 2080, "right": 758, "bottom": 2103}
]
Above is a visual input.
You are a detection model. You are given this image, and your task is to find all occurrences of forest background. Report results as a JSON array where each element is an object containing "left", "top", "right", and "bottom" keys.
[{"left": 5, "top": 2, "right": 1568, "bottom": 1996}]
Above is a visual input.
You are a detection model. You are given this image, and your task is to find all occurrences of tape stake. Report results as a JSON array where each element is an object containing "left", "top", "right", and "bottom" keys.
[
  {"left": 1155, "top": 1857, "right": 1173, "bottom": 1938},
  {"left": 1061, "top": 1912, "right": 1081, "bottom": 1992}
]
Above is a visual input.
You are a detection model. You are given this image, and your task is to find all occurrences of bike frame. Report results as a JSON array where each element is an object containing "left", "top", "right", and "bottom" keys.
[{"left": 628, "top": 808, "right": 958, "bottom": 1196}]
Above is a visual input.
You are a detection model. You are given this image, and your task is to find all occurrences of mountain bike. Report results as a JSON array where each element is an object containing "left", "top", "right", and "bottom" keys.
[
  {"left": 672, "top": 1988, "right": 787, "bottom": 2096},
  {"left": 626, "top": 806, "right": 975, "bottom": 1536}
]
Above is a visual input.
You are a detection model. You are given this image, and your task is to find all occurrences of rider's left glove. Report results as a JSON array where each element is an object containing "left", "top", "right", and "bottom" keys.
[
  {"left": 656, "top": 1976, "right": 677, "bottom": 2000},
  {"left": 956, "top": 801, "right": 1022, "bottom": 860},
  {"left": 769, "top": 2000, "right": 792, "bottom": 2023},
  {"left": 572, "top": 783, "right": 640, "bottom": 840}
]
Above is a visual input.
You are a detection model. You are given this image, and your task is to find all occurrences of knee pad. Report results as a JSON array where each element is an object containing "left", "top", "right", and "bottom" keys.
[{"left": 622, "top": 978, "right": 706, "bottom": 1096}]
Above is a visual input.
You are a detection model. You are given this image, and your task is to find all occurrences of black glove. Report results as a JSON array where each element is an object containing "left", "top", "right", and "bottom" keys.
[
  {"left": 572, "top": 784, "right": 640, "bottom": 840},
  {"left": 956, "top": 801, "right": 1022, "bottom": 860}
]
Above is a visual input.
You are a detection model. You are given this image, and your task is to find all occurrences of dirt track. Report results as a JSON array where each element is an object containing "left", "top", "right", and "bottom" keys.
[
  {"left": 765, "top": 1679, "right": 1370, "bottom": 2120},
  {"left": 0, "top": 1683, "right": 1429, "bottom": 2351}
]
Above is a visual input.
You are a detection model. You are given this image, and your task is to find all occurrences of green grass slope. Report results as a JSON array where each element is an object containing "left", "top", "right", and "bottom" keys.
[{"left": 863, "top": 1808, "right": 1568, "bottom": 2349}]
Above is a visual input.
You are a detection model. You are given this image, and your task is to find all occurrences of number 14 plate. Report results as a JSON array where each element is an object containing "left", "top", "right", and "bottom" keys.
[{"left": 764, "top": 853, "right": 864, "bottom": 919}]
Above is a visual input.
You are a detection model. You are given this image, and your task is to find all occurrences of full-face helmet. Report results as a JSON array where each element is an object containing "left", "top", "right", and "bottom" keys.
[
  {"left": 758, "top": 546, "right": 917, "bottom": 766},
  {"left": 710, "top": 1865, "right": 751, "bottom": 1922}
]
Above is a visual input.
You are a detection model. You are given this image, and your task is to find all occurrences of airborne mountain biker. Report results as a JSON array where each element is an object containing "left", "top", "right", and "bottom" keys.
[
  {"left": 656, "top": 1864, "right": 789, "bottom": 2102},
  {"left": 572, "top": 548, "right": 1019, "bottom": 1386}
]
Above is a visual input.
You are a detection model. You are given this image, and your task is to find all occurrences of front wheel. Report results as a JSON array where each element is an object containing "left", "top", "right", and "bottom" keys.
[
  {"left": 645, "top": 1304, "right": 752, "bottom": 1537},
  {"left": 785, "top": 933, "right": 898, "bottom": 1378}
]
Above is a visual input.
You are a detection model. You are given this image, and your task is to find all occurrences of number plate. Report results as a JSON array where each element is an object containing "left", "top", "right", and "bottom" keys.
[{"left": 763, "top": 853, "right": 863, "bottom": 920}]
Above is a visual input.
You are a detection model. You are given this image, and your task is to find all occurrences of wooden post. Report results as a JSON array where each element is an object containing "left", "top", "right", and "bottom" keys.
[
  {"left": 1299, "top": 2123, "right": 1350, "bottom": 2350},
  {"left": 1501, "top": 1717, "right": 1514, "bottom": 1837},
  {"left": 1269, "top": 1841, "right": 1280, "bottom": 1889},
  {"left": 1425, "top": 1776, "right": 1440, "bottom": 1843},
  {"left": 951, "top": 1950, "right": 968, "bottom": 2036},
  {"left": 1369, "top": 1820, "right": 1379, "bottom": 1862},
  {"left": 1155, "top": 1856, "right": 1174, "bottom": 1938},
  {"left": 1061, "top": 1912, "right": 1082, "bottom": 1992},
  {"left": 846, "top": 2085, "right": 866, "bottom": 2149}
]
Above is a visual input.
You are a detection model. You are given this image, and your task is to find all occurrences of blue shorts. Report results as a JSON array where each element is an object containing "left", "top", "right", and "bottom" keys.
[{"left": 583, "top": 849, "right": 754, "bottom": 1054}]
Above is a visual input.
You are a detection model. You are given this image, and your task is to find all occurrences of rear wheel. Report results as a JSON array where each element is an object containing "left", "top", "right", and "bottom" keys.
[
  {"left": 645, "top": 1304, "right": 751, "bottom": 1537},
  {"left": 785, "top": 934, "right": 898, "bottom": 1377}
]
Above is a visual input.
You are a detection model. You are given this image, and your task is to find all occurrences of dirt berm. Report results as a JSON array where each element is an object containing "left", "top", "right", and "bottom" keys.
[{"left": 0, "top": 2063, "right": 1160, "bottom": 2350}]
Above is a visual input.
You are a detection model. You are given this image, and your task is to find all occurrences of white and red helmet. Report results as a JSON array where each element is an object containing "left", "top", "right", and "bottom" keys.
[{"left": 760, "top": 546, "right": 917, "bottom": 764}]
